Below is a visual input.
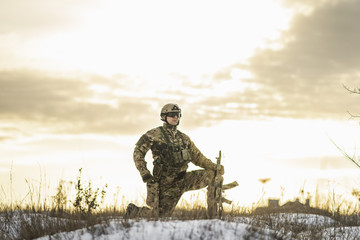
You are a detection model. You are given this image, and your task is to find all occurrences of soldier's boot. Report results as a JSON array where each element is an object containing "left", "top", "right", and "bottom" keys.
[
  {"left": 125, "top": 203, "right": 140, "bottom": 218},
  {"left": 139, "top": 206, "right": 152, "bottom": 217}
]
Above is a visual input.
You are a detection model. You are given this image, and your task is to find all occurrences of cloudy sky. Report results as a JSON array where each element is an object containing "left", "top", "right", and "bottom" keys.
[{"left": 1, "top": 0, "right": 360, "bottom": 207}]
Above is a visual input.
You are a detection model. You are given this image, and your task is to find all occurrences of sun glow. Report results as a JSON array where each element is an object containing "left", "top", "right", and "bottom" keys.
[{"left": 4, "top": 0, "right": 293, "bottom": 78}]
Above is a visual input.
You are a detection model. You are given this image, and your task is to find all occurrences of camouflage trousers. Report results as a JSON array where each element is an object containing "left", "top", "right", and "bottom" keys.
[{"left": 146, "top": 169, "right": 220, "bottom": 217}]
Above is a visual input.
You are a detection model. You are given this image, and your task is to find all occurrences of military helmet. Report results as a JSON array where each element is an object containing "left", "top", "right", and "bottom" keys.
[{"left": 160, "top": 103, "right": 181, "bottom": 116}]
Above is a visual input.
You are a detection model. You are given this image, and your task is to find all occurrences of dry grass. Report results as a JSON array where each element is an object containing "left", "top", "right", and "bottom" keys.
[{"left": 2, "top": 172, "right": 360, "bottom": 239}]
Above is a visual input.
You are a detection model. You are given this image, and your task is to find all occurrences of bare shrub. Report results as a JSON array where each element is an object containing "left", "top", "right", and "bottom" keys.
[{"left": 73, "top": 168, "right": 108, "bottom": 215}]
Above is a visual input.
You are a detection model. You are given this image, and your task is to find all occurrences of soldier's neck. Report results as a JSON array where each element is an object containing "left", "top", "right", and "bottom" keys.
[{"left": 163, "top": 123, "right": 177, "bottom": 132}]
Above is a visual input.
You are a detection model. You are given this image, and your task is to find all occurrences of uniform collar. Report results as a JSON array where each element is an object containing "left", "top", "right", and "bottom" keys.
[{"left": 163, "top": 123, "right": 177, "bottom": 136}]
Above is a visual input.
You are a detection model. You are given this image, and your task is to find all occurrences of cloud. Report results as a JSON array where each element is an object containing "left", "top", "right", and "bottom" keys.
[
  {"left": 281, "top": 0, "right": 345, "bottom": 14},
  {"left": 0, "top": 69, "right": 244, "bottom": 137},
  {"left": 203, "top": 0, "right": 360, "bottom": 121},
  {"left": 0, "top": 70, "right": 159, "bottom": 137},
  {"left": 2, "top": 0, "right": 360, "bottom": 135}
]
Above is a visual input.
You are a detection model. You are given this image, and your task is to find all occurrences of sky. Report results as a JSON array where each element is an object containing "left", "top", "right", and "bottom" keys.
[{"left": 1, "top": 0, "right": 360, "bottom": 208}]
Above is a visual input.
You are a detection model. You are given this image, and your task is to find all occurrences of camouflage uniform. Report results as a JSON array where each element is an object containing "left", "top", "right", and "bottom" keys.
[{"left": 133, "top": 123, "right": 220, "bottom": 217}]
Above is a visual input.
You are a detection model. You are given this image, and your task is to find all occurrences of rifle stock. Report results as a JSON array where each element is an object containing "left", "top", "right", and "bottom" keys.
[{"left": 222, "top": 181, "right": 239, "bottom": 191}]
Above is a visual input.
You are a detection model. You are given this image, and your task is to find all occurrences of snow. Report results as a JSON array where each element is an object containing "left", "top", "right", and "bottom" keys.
[
  {"left": 34, "top": 219, "right": 253, "bottom": 240},
  {"left": 2, "top": 212, "right": 360, "bottom": 239}
]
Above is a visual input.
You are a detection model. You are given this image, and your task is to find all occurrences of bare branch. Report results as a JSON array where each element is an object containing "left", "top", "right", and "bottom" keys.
[
  {"left": 330, "top": 138, "right": 360, "bottom": 169},
  {"left": 343, "top": 83, "right": 360, "bottom": 94},
  {"left": 347, "top": 111, "right": 360, "bottom": 120},
  {"left": 343, "top": 83, "right": 360, "bottom": 119}
]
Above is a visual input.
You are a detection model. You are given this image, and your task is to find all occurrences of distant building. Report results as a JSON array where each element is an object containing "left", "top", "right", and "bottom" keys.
[{"left": 254, "top": 198, "right": 330, "bottom": 216}]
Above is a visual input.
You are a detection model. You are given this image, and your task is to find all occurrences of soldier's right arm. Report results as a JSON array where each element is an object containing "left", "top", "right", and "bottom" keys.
[{"left": 133, "top": 133, "right": 153, "bottom": 182}]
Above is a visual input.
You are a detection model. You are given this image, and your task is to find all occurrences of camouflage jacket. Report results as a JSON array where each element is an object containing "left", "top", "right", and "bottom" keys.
[{"left": 133, "top": 123, "right": 217, "bottom": 183}]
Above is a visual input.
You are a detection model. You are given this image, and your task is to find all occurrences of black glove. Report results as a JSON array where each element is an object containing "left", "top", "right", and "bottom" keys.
[
  {"left": 142, "top": 173, "right": 154, "bottom": 183},
  {"left": 211, "top": 164, "right": 225, "bottom": 175}
]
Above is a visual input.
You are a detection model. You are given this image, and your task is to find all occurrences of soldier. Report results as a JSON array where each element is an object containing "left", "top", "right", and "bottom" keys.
[{"left": 126, "top": 103, "right": 224, "bottom": 217}]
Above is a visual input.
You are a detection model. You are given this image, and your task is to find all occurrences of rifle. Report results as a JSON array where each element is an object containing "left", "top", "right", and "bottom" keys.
[{"left": 211, "top": 150, "right": 239, "bottom": 218}]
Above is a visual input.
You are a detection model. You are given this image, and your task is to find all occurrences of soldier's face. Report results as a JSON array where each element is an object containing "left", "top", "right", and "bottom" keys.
[{"left": 166, "top": 114, "right": 179, "bottom": 126}]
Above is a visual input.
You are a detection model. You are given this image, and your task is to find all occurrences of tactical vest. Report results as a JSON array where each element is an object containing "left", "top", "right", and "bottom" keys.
[{"left": 152, "top": 126, "right": 191, "bottom": 180}]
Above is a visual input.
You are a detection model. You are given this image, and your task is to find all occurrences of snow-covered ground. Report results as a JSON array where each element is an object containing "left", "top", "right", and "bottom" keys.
[{"left": 2, "top": 212, "right": 360, "bottom": 239}]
